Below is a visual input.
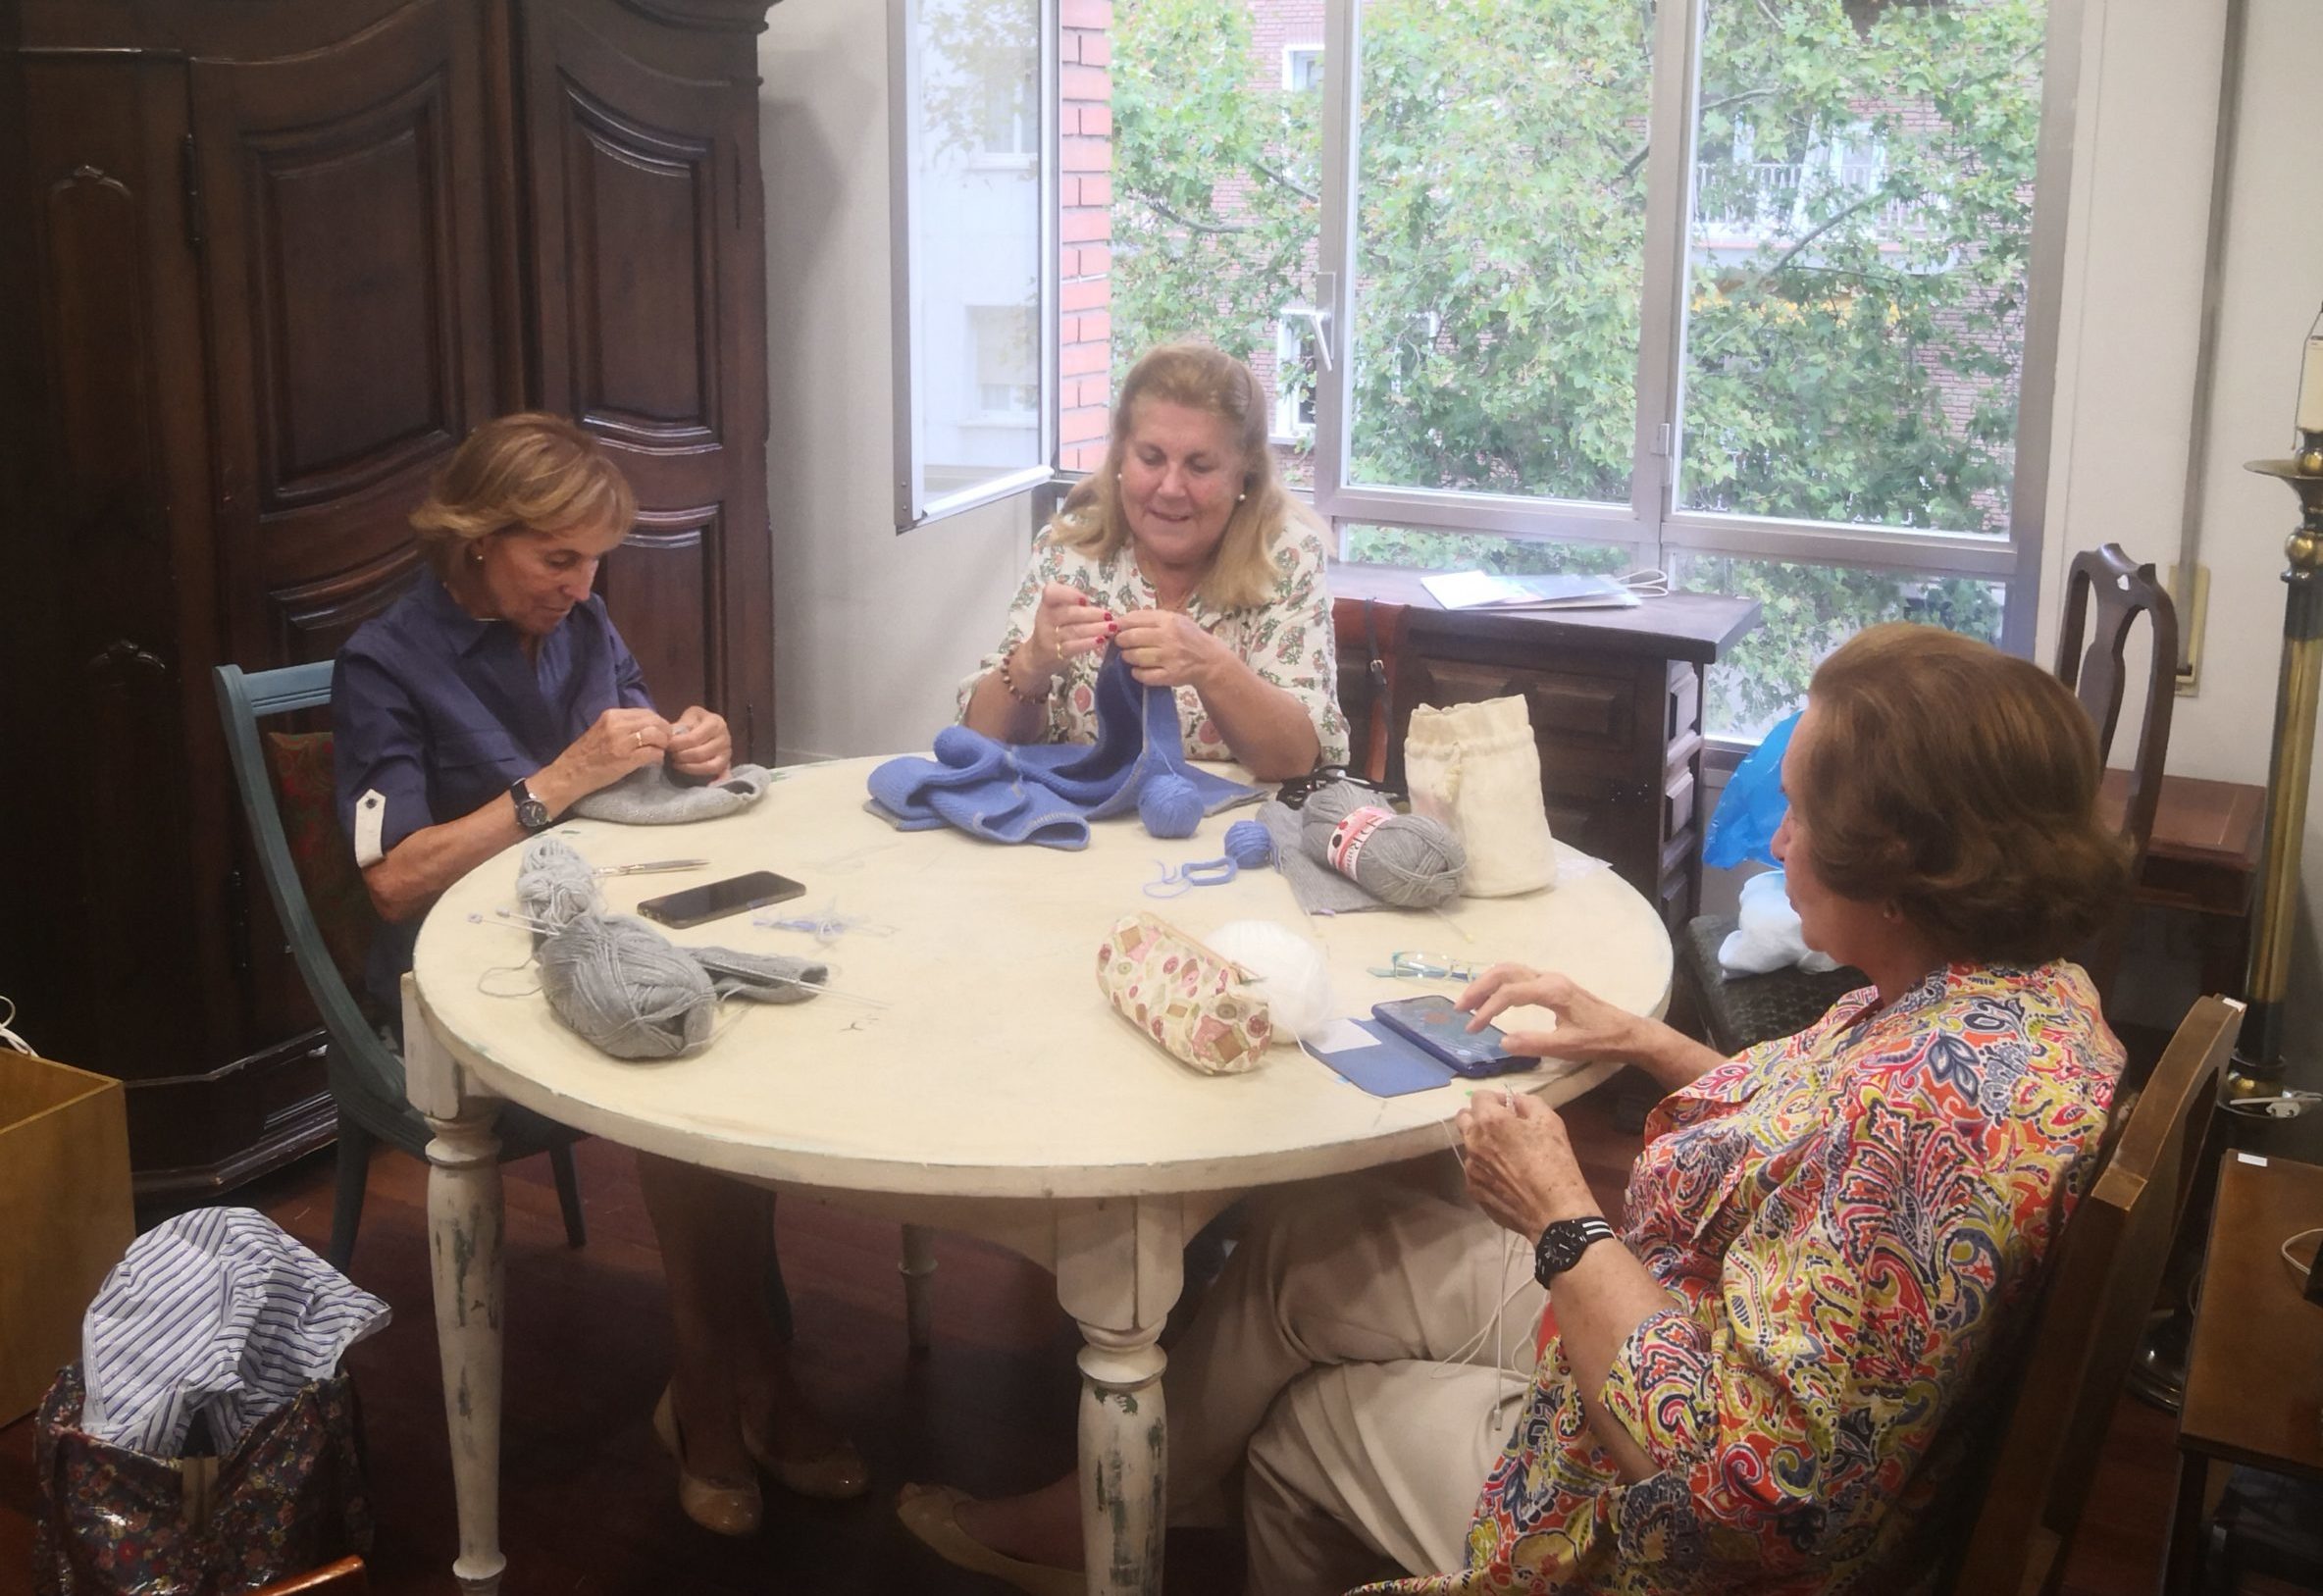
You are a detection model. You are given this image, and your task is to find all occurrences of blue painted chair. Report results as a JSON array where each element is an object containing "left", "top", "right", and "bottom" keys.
[{"left": 212, "top": 659, "right": 588, "bottom": 1269}]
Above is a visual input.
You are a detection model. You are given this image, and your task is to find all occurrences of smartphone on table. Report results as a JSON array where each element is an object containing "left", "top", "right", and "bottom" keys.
[
  {"left": 637, "top": 870, "right": 804, "bottom": 929},
  {"left": 1369, "top": 995, "right": 1531, "bottom": 1079}
]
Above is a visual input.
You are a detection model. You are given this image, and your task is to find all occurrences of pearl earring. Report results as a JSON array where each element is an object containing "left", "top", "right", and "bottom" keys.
[{"left": 1236, "top": 491, "right": 1247, "bottom": 502}]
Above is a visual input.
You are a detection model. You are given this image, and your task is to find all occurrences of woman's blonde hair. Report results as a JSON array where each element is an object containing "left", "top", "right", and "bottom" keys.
[
  {"left": 1794, "top": 623, "right": 2132, "bottom": 966},
  {"left": 410, "top": 412, "right": 637, "bottom": 578},
  {"left": 1049, "top": 342, "right": 1315, "bottom": 611}
]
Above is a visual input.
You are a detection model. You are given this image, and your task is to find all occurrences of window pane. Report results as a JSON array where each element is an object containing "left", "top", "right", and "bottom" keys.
[
  {"left": 1340, "top": 527, "right": 1634, "bottom": 578},
  {"left": 1672, "top": 551, "right": 2005, "bottom": 739},
  {"left": 1345, "top": 0, "right": 1653, "bottom": 506},
  {"left": 1677, "top": 0, "right": 2046, "bottom": 536},
  {"left": 903, "top": 0, "right": 1044, "bottom": 512},
  {"left": 1105, "top": 2, "right": 1324, "bottom": 489}
]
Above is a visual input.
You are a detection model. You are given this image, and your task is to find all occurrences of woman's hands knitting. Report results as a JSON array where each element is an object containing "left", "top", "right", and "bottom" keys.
[
  {"left": 663, "top": 706, "right": 731, "bottom": 781},
  {"left": 1113, "top": 609, "right": 1227, "bottom": 690},
  {"left": 533, "top": 706, "right": 674, "bottom": 812},
  {"left": 1013, "top": 583, "right": 1115, "bottom": 685},
  {"left": 1455, "top": 1091, "right": 1599, "bottom": 1238}
]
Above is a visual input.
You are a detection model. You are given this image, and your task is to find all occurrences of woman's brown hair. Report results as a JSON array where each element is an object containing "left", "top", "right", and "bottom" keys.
[
  {"left": 1048, "top": 342, "right": 1318, "bottom": 611},
  {"left": 410, "top": 412, "right": 637, "bottom": 578},
  {"left": 1792, "top": 622, "right": 2131, "bottom": 966}
]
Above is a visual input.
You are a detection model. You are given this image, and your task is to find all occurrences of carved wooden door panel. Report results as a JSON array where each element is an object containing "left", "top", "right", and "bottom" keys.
[
  {"left": 189, "top": 0, "right": 503, "bottom": 1042},
  {"left": 519, "top": 0, "right": 775, "bottom": 758},
  {"left": 191, "top": 0, "right": 501, "bottom": 677}
]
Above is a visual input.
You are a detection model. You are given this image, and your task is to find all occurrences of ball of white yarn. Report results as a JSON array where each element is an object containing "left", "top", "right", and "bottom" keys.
[{"left": 1207, "top": 920, "right": 1336, "bottom": 1044}]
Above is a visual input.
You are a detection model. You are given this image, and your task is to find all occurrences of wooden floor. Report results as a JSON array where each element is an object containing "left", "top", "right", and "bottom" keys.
[{"left": 1, "top": 1089, "right": 2196, "bottom": 1596}]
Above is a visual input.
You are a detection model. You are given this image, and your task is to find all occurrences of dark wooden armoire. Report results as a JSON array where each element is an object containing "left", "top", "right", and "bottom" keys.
[{"left": 0, "top": 0, "right": 779, "bottom": 1197}]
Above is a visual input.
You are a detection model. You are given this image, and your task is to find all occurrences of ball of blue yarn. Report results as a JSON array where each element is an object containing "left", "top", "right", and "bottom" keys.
[
  {"left": 1139, "top": 773, "right": 1205, "bottom": 839},
  {"left": 1224, "top": 818, "right": 1275, "bottom": 867}
]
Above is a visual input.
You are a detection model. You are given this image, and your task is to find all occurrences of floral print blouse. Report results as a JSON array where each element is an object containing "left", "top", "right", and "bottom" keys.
[
  {"left": 955, "top": 518, "right": 1351, "bottom": 768},
  {"left": 1368, "top": 960, "right": 2123, "bottom": 1596}
]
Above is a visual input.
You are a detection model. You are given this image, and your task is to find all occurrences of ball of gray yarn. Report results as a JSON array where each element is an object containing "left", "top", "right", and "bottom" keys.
[
  {"left": 517, "top": 838, "right": 602, "bottom": 930},
  {"left": 1299, "top": 781, "right": 1466, "bottom": 909},
  {"left": 537, "top": 913, "right": 715, "bottom": 1059}
]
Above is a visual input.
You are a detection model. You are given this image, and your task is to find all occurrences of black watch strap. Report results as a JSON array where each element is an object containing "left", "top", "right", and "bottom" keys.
[
  {"left": 509, "top": 777, "right": 552, "bottom": 833},
  {"left": 1532, "top": 1215, "right": 1618, "bottom": 1288}
]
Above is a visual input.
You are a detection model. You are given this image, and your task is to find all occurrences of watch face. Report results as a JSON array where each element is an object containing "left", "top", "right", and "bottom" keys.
[{"left": 518, "top": 800, "right": 549, "bottom": 831}]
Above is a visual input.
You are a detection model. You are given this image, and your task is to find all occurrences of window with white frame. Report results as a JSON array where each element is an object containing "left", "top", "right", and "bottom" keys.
[
  {"left": 1272, "top": 312, "right": 1318, "bottom": 439},
  {"left": 889, "top": 0, "right": 1054, "bottom": 527},
  {"left": 896, "top": 0, "right": 2068, "bottom": 731}
]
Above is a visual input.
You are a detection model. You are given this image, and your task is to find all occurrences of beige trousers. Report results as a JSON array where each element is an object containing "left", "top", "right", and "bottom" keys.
[{"left": 1163, "top": 1159, "right": 1545, "bottom": 1596}]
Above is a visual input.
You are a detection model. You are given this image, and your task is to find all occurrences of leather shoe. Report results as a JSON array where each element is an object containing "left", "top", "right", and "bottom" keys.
[
  {"left": 896, "top": 1482, "right": 1080, "bottom": 1596},
  {"left": 744, "top": 1414, "right": 870, "bottom": 1501},
  {"left": 652, "top": 1386, "right": 762, "bottom": 1536}
]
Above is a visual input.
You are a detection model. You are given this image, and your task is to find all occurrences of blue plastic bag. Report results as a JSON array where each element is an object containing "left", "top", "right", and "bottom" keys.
[{"left": 1702, "top": 709, "right": 1800, "bottom": 869}]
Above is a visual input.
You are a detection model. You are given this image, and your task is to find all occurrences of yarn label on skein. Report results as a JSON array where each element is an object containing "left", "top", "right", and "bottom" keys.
[{"left": 1325, "top": 805, "right": 1396, "bottom": 880}]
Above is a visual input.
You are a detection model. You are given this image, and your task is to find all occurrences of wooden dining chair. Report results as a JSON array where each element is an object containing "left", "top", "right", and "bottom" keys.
[
  {"left": 2053, "top": 542, "right": 2180, "bottom": 1000},
  {"left": 1939, "top": 992, "right": 2243, "bottom": 1596},
  {"left": 1331, "top": 595, "right": 1416, "bottom": 786},
  {"left": 213, "top": 660, "right": 589, "bottom": 1269}
]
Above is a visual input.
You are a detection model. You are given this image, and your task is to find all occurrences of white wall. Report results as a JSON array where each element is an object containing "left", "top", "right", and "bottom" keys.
[
  {"left": 759, "top": 0, "right": 1033, "bottom": 765},
  {"left": 2032, "top": 0, "right": 2323, "bottom": 1058}
]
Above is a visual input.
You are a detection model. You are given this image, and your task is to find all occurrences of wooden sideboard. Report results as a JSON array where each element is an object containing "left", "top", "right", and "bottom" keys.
[
  {"left": 0, "top": 0, "right": 779, "bottom": 1197},
  {"left": 1329, "top": 564, "right": 1761, "bottom": 935}
]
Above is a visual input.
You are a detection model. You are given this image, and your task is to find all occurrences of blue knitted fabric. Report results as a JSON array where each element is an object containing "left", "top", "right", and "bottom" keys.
[{"left": 865, "top": 646, "right": 1263, "bottom": 848}]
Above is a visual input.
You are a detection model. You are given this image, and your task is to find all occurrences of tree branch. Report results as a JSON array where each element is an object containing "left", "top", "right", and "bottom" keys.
[
  {"left": 1250, "top": 156, "right": 1320, "bottom": 204},
  {"left": 1619, "top": 88, "right": 1779, "bottom": 180},
  {"left": 1124, "top": 188, "right": 1255, "bottom": 236},
  {"left": 1750, "top": 180, "right": 1904, "bottom": 282}
]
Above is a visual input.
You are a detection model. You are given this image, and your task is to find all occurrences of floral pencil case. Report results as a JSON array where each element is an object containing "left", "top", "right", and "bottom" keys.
[{"left": 1095, "top": 911, "right": 1273, "bottom": 1075}]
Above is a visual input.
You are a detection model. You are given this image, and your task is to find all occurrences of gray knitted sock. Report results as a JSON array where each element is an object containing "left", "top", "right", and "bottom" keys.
[
  {"left": 571, "top": 763, "right": 777, "bottom": 825},
  {"left": 689, "top": 947, "right": 829, "bottom": 1004}
]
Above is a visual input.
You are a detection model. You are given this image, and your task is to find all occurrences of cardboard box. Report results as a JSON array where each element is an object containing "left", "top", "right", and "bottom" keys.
[{"left": 0, "top": 1053, "right": 133, "bottom": 1425}]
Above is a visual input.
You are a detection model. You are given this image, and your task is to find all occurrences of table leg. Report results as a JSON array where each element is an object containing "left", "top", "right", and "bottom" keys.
[
  {"left": 402, "top": 976, "right": 508, "bottom": 1596},
  {"left": 900, "top": 1223, "right": 937, "bottom": 1356},
  {"left": 2161, "top": 1450, "right": 2209, "bottom": 1596},
  {"left": 1075, "top": 1330, "right": 1166, "bottom": 1596},
  {"left": 1056, "top": 1196, "right": 1188, "bottom": 1596},
  {"left": 425, "top": 1105, "right": 506, "bottom": 1596}
]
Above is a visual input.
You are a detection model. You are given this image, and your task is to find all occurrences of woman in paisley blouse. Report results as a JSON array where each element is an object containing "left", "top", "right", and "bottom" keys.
[
  {"left": 956, "top": 341, "right": 1349, "bottom": 780},
  {"left": 908, "top": 622, "right": 2129, "bottom": 1596}
]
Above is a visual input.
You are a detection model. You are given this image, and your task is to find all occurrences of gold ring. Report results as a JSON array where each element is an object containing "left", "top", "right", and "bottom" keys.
[{"left": 634, "top": 731, "right": 645, "bottom": 747}]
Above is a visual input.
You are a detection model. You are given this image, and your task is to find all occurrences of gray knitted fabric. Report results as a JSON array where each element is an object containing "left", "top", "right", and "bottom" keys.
[
  {"left": 1258, "top": 800, "right": 1386, "bottom": 914},
  {"left": 571, "top": 763, "right": 777, "bottom": 824},
  {"left": 690, "top": 947, "right": 830, "bottom": 1004}
]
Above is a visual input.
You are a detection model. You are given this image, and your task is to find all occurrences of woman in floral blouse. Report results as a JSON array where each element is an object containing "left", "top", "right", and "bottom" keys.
[
  {"left": 955, "top": 341, "right": 1349, "bottom": 780},
  {"left": 907, "top": 623, "right": 2129, "bottom": 1596}
]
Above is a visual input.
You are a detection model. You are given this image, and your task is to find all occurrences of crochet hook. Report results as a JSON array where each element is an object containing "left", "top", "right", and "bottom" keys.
[{"left": 594, "top": 858, "right": 710, "bottom": 876}]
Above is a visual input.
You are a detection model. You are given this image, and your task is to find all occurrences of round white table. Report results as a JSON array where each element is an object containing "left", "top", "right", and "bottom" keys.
[{"left": 402, "top": 757, "right": 1673, "bottom": 1594}]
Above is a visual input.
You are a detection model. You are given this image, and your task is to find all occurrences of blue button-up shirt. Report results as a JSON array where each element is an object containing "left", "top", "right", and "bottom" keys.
[{"left": 332, "top": 570, "right": 654, "bottom": 1005}]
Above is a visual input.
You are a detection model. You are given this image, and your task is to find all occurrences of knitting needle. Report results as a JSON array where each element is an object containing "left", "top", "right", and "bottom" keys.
[
  {"left": 594, "top": 858, "right": 710, "bottom": 876},
  {"left": 483, "top": 913, "right": 893, "bottom": 1009}
]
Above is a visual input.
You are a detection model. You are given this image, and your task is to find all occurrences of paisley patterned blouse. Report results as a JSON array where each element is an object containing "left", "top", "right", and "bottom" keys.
[
  {"left": 1368, "top": 960, "right": 2122, "bottom": 1596},
  {"left": 955, "top": 516, "right": 1351, "bottom": 768}
]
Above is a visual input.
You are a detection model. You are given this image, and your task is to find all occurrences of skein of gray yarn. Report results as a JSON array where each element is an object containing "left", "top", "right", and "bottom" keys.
[
  {"left": 516, "top": 838, "right": 602, "bottom": 931},
  {"left": 1299, "top": 781, "right": 1466, "bottom": 909},
  {"left": 538, "top": 914, "right": 718, "bottom": 1058}
]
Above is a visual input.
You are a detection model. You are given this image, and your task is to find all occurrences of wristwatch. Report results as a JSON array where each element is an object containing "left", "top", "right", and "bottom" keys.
[
  {"left": 509, "top": 777, "right": 552, "bottom": 834},
  {"left": 1533, "top": 1215, "right": 1618, "bottom": 1287}
]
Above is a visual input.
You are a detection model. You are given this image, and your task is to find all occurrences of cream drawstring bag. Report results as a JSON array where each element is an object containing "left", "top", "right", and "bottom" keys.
[{"left": 1403, "top": 695, "right": 1557, "bottom": 897}]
